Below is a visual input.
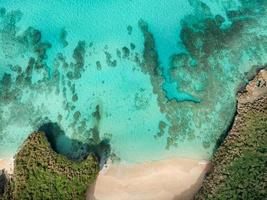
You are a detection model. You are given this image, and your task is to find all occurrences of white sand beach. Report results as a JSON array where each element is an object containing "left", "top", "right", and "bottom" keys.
[{"left": 89, "top": 158, "right": 211, "bottom": 200}]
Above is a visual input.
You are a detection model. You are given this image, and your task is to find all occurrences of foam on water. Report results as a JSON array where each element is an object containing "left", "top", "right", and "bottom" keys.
[{"left": 0, "top": 0, "right": 266, "bottom": 163}]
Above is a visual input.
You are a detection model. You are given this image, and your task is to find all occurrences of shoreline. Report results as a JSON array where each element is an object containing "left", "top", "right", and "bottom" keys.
[{"left": 89, "top": 158, "right": 210, "bottom": 200}]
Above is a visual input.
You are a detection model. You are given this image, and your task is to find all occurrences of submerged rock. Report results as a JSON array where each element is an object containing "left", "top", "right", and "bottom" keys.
[
  {"left": 59, "top": 28, "right": 68, "bottom": 48},
  {"left": 73, "top": 40, "right": 86, "bottom": 68},
  {"left": 127, "top": 25, "right": 133, "bottom": 35}
]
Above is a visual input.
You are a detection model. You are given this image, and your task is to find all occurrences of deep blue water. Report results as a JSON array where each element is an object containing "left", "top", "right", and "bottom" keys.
[{"left": 0, "top": 0, "right": 266, "bottom": 163}]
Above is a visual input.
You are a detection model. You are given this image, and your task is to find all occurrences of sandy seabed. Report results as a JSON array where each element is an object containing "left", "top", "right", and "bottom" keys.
[{"left": 89, "top": 158, "right": 210, "bottom": 200}]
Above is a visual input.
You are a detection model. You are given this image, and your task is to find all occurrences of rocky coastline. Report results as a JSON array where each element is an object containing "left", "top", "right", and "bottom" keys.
[{"left": 195, "top": 69, "right": 267, "bottom": 199}]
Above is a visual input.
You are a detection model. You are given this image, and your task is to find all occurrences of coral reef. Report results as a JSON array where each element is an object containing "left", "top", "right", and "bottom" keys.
[
  {"left": 1, "top": 0, "right": 267, "bottom": 163},
  {"left": 195, "top": 69, "right": 267, "bottom": 200},
  {"left": 138, "top": 1, "right": 267, "bottom": 152}
]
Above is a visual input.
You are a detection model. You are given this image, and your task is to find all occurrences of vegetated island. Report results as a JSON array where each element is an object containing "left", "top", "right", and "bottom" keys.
[{"left": 195, "top": 69, "right": 267, "bottom": 200}]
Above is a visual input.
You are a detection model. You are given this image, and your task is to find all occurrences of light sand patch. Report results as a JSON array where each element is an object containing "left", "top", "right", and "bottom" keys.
[
  {"left": 89, "top": 158, "right": 210, "bottom": 200},
  {"left": 0, "top": 158, "right": 14, "bottom": 174}
]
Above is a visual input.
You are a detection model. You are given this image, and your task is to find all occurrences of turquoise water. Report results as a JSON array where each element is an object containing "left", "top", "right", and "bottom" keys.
[{"left": 0, "top": 0, "right": 266, "bottom": 163}]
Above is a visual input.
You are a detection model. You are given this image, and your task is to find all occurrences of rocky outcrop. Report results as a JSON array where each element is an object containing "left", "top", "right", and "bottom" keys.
[
  {"left": 0, "top": 170, "right": 8, "bottom": 196},
  {"left": 239, "top": 69, "right": 267, "bottom": 103}
]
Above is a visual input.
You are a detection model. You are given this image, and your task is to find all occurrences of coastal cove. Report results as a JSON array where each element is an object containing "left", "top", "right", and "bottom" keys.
[
  {"left": 1, "top": 69, "right": 266, "bottom": 200},
  {"left": 0, "top": 1, "right": 267, "bottom": 198}
]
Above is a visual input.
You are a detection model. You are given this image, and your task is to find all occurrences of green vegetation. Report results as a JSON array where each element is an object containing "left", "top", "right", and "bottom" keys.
[
  {"left": 196, "top": 96, "right": 267, "bottom": 200},
  {"left": 1, "top": 132, "right": 99, "bottom": 200}
]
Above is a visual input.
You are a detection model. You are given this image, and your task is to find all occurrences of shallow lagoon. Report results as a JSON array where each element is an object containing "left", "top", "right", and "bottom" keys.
[{"left": 0, "top": 0, "right": 266, "bottom": 163}]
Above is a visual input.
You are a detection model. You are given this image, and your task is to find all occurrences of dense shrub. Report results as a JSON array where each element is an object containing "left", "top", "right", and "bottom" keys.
[
  {"left": 1, "top": 132, "right": 99, "bottom": 200},
  {"left": 195, "top": 95, "right": 267, "bottom": 200}
]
